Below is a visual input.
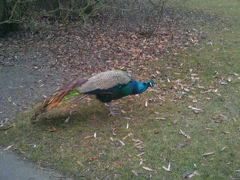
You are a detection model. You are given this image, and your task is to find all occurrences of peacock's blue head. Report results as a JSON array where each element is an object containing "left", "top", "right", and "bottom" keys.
[{"left": 137, "top": 79, "right": 156, "bottom": 94}]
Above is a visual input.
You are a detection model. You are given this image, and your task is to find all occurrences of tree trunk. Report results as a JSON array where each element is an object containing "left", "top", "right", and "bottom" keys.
[
  {"left": 0, "top": 0, "right": 7, "bottom": 22},
  {"left": 0, "top": 0, "right": 18, "bottom": 36}
]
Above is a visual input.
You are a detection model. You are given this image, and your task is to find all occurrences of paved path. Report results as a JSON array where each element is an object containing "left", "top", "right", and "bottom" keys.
[
  {"left": 0, "top": 37, "right": 73, "bottom": 180},
  {"left": 0, "top": 151, "right": 70, "bottom": 180}
]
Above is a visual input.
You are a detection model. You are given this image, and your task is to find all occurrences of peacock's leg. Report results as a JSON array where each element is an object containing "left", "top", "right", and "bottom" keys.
[{"left": 105, "top": 102, "right": 121, "bottom": 116}]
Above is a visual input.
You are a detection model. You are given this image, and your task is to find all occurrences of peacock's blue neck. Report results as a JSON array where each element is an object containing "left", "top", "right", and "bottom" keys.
[
  {"left": 128, "top": 80, "right": 152, "bottom": 95},
  {"left": 95, "top": 79, "right": 155, "bottom": 102}
]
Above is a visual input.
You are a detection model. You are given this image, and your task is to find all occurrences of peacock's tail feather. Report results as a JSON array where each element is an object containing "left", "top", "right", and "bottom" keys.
[{"left": 31, "top": 78, "right": 88, "bottom": 122}]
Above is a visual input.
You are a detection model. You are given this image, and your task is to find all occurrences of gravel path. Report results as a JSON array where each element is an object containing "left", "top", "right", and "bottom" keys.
[{"left": 0, "top": 151, "right": 71, "bottom": 180}]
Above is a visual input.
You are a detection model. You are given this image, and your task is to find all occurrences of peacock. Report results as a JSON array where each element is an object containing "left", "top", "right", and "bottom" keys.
[{"left": 31, "top": 70, "right": 155, "bottom": 122}]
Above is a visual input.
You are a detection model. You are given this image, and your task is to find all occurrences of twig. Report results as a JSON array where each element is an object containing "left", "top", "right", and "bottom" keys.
[{"left": 9, "top": 0, "right": 20, "bottom": 21}]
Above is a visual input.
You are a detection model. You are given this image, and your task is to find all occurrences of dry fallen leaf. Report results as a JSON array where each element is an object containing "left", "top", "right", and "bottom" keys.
[
  {"left": 49, "top": 126, "right": 57, "bottom": 132},
  {"left": 128, "top": 97, "right": 134, "bottom": 101},
  {"left": 84, "top": 135, "right": 94, "bottom": 139},
  {"left": 89, "top": 156, "right": 98, "bottom": 161},
  {"left": 76, "top": 160, "right": 83, "bottom": 167},
  {"left": 192, "top": 99, "right": 197, "bottom": 103},
  {"left": 211, "top": 115, "right": 222, "bottom": 123},
  {"left": 154, "top": 129, "right": 159, "bottom": 134},
  {"left": 211, "top": 115, "right": 218, "bottom": 120},
  {"left": 122, "top": 133, "right": 133, "bottom": 140},
  {"left": 84, "top": 97, "right": 92, "bottom": 101}
]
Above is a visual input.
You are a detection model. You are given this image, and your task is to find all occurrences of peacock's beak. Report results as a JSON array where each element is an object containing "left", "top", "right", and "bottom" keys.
[{"left": 149, "top": 81, "right": 156, "bottom": 87}]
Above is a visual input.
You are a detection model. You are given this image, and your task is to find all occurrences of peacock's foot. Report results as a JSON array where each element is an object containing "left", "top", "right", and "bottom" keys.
[
  {"left": 109, "top": 109, "right": 120, "bottom": 116},
  {"left": 105, "top": 103, "right": 121, "bottom": 116}
]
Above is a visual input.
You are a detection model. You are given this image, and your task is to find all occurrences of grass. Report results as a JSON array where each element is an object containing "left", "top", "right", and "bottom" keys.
[{"left": 1, "top": 0, "right": 240, "bottom": 179}]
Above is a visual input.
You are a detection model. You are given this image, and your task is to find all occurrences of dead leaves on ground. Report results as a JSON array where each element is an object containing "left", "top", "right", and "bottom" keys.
[
  {"left": 0, "top": 13, "right": 200, "bottom": 78},
  {"left": 48, "top": 126, "right": 57, "bottom": 132}
]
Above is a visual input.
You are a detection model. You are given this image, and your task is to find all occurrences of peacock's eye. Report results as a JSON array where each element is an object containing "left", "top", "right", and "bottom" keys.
[{"left": 150, "top": 82, "right": 152, "bottom": 87}]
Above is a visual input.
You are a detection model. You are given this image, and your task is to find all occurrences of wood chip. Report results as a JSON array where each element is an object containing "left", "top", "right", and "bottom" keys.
[
  {"left": 188, "top": 106, "right": 203, "bottom": 112},
  {"left": 143, "top": 166, "right": 153, "bottom": 171},
  {"left": 155, "top": 117, "right": 167, "bottom": 120},
  {"left": 197, "top": 85, "right": 205, "bottom": 89},
  {"left": 112, "top": 128, "right": 117, "bottom": 136},
  {"left": 145, "top": 100, "right": 148, "bottom": 107},
  {"left": 183, "top": 170, "right": 199, "bottom": 178},
  {"left": 76, "top": 160, "right": 84, "bottom": 167},
  {"left": 179, "top": 129, "right": 191, "bottom": 139},
  {"left": 131, "top": 170, "right": 138, "bottom": 176},
  {"left": 132, "top": 139, "right": 143, "bottom": 143},
  {"left": 64, "top": 116, "right": 70, "bottom": 123},
  {"left": 202, "top": 151, "right": 215, "bottom": 157},
  {"left": 137, "top": 152, "right": 145, "bottom": 157},
  {"left": 119, "top": 140, "right": 125, "bottom": 146},
  {"left": 232, "top": 72, "right": 239, "bottom": 76},
  {"left": 136, "top": 146, "right": 144, "bottom": 150},
  {"left": 205, "top": 127, "right": 214, "bottom": 131},
  {"left": 162, "top": 163, "right": 171, "bottom": 171},
  {"left": 220, "top": 147, "right": 227, "bottom": 152},
  {"left": 3, "top": 144, "right": 14, "bottom": 151}
]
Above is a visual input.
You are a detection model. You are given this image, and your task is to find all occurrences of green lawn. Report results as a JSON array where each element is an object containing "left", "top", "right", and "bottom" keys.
[{"left": 1, "top": 0, "right": 240, "bottom": 179}]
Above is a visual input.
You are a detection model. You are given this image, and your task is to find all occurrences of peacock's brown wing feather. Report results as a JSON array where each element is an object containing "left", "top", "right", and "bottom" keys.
[{"left": 78, "top": 70, "right": 131, "bottom": 93}]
